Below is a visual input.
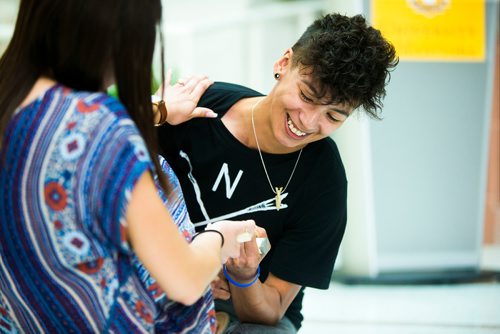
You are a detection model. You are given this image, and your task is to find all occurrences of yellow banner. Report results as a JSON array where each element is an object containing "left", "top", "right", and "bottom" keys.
[{"left": 372, "top": 0, "right": 485, "bottom": 61}]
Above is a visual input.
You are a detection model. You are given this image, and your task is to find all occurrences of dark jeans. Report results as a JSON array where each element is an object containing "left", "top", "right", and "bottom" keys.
[{"left": 215, "top": 300, "right": 298, "bottom": 334}]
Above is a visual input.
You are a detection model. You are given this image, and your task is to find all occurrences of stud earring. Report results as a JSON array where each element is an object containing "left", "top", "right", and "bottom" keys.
[{"left": 274, "top": 73, "right": 280, "bottom": 80}]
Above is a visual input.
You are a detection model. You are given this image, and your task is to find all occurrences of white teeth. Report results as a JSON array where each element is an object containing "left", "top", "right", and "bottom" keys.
[{"left": 287, "top": 117, "right": 306, "bottom": 137}]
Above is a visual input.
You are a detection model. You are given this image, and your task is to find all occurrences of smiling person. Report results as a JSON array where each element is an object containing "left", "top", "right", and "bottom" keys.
[{"left": 157, "top": 13, "right": 398, "bottom": 333}]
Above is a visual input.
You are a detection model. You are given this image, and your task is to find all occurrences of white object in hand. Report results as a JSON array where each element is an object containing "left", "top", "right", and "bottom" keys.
[
  {"left": 236, "top": 231, "right": 253, "bottom": 243},
  {"left": 256, "top": 237, "right": 271, "bottom": 257}
]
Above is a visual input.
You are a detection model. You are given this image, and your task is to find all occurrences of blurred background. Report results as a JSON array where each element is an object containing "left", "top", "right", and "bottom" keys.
[{"left": 1, "top": 0, "right": 499, "bottom": 332}]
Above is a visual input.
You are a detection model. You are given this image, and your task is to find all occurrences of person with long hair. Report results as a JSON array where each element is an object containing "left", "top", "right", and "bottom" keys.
[
  {"left": 0, "top": 0, "right": 256, "bottom": 332},
  {"left": 157, "top": 13, "right": 398, "bottom": 333}
]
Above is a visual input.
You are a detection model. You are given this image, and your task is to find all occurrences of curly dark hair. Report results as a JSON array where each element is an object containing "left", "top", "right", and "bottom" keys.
[{"left": 291, "top": 13, "right": 398, "bottom": 119}]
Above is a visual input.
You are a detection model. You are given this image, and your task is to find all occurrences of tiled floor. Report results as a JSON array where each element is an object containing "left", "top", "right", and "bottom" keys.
[{"left": 300, "top": 246, "right": 500, "bottom": 334}]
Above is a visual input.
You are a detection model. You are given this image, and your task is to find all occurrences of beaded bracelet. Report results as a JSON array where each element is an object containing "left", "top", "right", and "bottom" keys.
[
  {"left": 223, "top": 265, "right": 260, "bottom": 288},
  {"left": 191, "top": 229, "right": 224, "bottom": 247}
]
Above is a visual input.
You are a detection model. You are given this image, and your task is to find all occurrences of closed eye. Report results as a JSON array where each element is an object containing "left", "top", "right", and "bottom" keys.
[
  {"left": 327, "top": 113, "right": 341, "bottom": 123},
  {"left": 300, "top": 91, "right": 314, "bottom": 103}
]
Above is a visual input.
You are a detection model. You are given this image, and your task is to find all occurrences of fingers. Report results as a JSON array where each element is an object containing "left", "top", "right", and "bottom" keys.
[
  {"left": 190, "top": 76, "right": 213, "bottom": 102},
  {"left": 175, "top": 75, "right": 212, "bottom": 95},
  {"left": 243, "top": 219, "right": 256, "bottom": 236},
  {"left": 162, "top": 70, "right": 208, "bottom": 91},
  {"left": 232, "top": 245, "right": 241, "bottom": 259},
  {"left": 243, "top": 233, "right": 259, "bottom": 256},
  {"left": 224, "top": 258, "right": 236, "bottom": 269},
  {"left": 210, "top": 276, "right": 231, "bottom": 300},
  {"left": 176, "top": 75, "right": 202, "bottom": 90},
  {"left": 179, "top": 75, "right": 199, "bottom": 87},
  {"left": 154, "top": 82, "right": 164, "bottom": 97},
  {"left": 238, "top": 241, "right": 247, "bottom": 259},
  {"left": 255, "top": 226, "right": 267, "bottom": 238},
  {"left": 192, "top": 107, "right": 217, "bottom": 119},
  {"left": 212, "top": 286, "right": 231, "bottom": 300},
  {"left": 154, "top": 69, "right": 173, "bottom": 96},
  {"left": 165, "top": 68, "right": 173, "bottom": 86},
  {"left": 226, "top": 236, "right": 242, "bottom": 260},
  {"left": 209, "top": 219, "right": 257, "bottom": 264},
  {"left": 231, "top": 220, "right": 261, "bottom": 263},
  {"left": 174, "top": 73, "right": 192, "bottom": 87}
]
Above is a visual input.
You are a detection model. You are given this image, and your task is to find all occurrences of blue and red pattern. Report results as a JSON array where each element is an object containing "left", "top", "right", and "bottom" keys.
[
  {"left": 133, "top": 156, "right": 216, "bottom": 334},
  {"left": 0, "top": 85, "right": 215, "bottom": 333}
]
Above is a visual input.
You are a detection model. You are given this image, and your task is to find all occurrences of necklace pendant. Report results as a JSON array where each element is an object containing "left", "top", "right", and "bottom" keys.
[{"left": 275, "top": 187, "right": 284, "bottom": 210}]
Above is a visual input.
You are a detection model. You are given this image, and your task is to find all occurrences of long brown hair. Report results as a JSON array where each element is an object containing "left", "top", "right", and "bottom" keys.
[{"left": 0, "top": 0, "right": 170, "bottom": 192}]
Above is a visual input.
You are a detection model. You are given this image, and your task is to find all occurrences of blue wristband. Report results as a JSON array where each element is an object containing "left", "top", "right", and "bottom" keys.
[{"left": 223, "top": 265, "right": 260, "bottom": 288}]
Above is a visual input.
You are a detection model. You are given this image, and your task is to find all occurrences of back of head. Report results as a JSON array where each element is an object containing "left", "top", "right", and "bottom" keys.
[
  {"left": 0, "top": 0, "right": 170, "bottom": 191},
  {"left": 291, "top": 13, "right": 398, "bottom": 119}
]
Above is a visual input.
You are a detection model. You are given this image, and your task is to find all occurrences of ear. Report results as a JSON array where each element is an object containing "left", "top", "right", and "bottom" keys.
[{"left": 273, "top": 48, "right": 294, "bottom": 75}]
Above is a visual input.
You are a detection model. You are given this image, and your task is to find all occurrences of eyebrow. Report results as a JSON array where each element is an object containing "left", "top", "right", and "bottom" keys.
[
  {"left": 302, "top": 79, "right": 350, "bottom": 117},
  {"left": 331, "top": 108, "right": 350, "bottom": 118}
]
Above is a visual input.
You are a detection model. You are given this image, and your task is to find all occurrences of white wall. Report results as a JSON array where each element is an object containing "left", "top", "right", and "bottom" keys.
[
  {"left": 0, "top": 0, "right": 19, "bottom": 54},
  {"left": 161, "top": 0, "right": 324, "bottom": 93},
  {"left": 323, "top": 0, "right": 379, "bottom": 276}
]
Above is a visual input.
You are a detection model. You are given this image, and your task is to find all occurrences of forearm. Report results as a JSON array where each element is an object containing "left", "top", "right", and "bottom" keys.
[
  {"left": 127, "top": 172, "right": 223, "bottom": 305},
  {"left": 132, "top": 218, "right": 223, "bottom": 305},
  {"left": 229, "top": 280, "right": 284, "bottom": 325},
  {"left": 181, "top": 234, "right": 224, "bottom": 298}
]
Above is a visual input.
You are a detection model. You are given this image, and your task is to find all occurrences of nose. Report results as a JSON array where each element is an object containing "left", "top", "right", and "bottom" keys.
[{"left": 298, "top": 107, "right": 321, "bottom": 132}]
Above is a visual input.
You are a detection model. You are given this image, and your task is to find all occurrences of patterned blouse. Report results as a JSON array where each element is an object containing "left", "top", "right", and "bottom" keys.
[{"left": 0, "top": 84, "right": 215, "bottom": 333}]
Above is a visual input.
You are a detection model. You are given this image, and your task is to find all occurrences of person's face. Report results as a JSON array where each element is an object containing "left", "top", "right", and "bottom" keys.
[{"left": 268, "top": 50, "right": 353, "bottom": 151}]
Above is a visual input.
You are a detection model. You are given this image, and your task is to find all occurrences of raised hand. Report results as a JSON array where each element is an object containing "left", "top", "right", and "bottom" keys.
[{"left": 154, "top": 69, "right": 217, "bottom": 125}]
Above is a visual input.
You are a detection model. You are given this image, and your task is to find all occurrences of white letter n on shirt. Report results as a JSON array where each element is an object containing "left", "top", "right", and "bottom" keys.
[{"left": 212, "top": 163, "right": 243, "bottom": 199}]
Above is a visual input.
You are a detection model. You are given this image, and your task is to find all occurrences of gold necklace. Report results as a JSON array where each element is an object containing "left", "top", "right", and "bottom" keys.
[{"left": 251, "top": 98, "right": 303, "bottom": 211}]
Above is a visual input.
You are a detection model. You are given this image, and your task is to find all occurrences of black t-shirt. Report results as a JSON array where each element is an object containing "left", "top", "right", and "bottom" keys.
[{"left": 157, "top": 82, "right": 347, "bottom": 330}]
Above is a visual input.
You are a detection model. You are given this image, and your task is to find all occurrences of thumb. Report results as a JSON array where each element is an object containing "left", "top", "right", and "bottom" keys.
[
  {"left": 244, "top": 219, "right": 256, "bottom": 235},
  {"left": 192, "top": 107, "right": 217, "bottom": 119}
]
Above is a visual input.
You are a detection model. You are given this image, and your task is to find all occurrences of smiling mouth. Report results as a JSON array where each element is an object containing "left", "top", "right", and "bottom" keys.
[{"left": 287, "top": 115, "right": 307, "bottom": 137}]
